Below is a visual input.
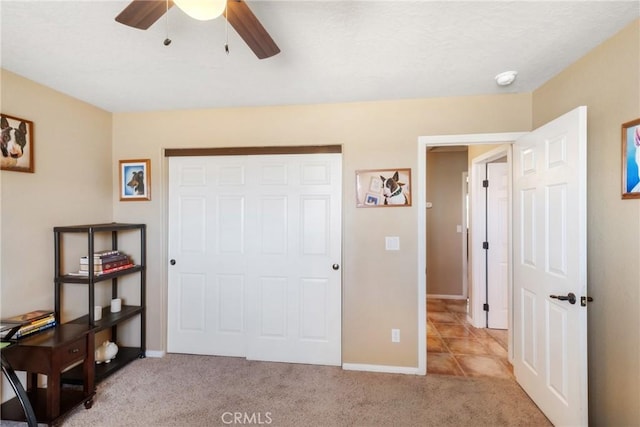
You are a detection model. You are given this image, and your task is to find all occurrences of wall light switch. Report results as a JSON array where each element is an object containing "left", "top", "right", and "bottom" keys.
[
  {"left": 385, "top": 236, "right": 400, "bottom": 251},
  {"left": 456, "top": 225, "right": 462, "bottom": 233}
]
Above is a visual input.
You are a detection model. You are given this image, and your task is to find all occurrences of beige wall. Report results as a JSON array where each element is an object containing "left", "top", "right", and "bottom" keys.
[
  {"left": 532, "top": 19, "right": 640, "bottom": 425},
  {"left": 426, "top": 150, "right": 468, "bottom": 296},
  {"left": 1, "top": 70, "right": 113, "bottom": 320},
  {"left": 112, "top": 94, "right": 531, "bottom": 367}
]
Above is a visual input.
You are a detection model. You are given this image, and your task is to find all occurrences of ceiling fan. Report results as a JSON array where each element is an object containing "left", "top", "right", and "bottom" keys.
[{"left": 115, "top": 0, "right": 280, "bottom": 59}]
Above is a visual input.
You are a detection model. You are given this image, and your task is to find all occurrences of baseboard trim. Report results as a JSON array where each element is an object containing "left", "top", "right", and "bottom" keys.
[
  {"left": 145, "top": 350, "right": 166, "bottom": 358},
  {"left": 342, "top": 363, "right": 421, "bottom": 375}
]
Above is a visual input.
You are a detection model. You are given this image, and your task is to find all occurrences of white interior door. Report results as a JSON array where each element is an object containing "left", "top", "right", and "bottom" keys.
[
  {"left": 245, "top": 155, "right": 342, "bottom": 365},
  {"left": 167, "top": 156, "right": 250, "bottom": 357},
  {"left": 167, "top": 153, "right": 342, "bottom": 366},
  {"left": 512, "top": 106, "right": 587, "bottom": 426},
  {"left": 487, "top": 162, "right": 508, "bottom": 329}
]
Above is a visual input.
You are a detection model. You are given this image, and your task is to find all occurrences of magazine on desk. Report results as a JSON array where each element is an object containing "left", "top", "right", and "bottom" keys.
[{"left": 1, "top": 310, "right": 56, "bottom": 340}]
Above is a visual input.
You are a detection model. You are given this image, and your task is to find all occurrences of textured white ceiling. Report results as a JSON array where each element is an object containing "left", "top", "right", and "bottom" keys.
[{"left": 1, "top": 1, "right": 638, "bottom": 113}]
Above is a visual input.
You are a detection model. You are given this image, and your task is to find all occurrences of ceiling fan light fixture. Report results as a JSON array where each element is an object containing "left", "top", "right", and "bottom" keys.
[{"left": 173, "top": 0, "right": 226, "bottom": 21}]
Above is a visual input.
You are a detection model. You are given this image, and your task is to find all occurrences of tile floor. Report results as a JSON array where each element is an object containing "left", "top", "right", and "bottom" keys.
[{"left": 427, "top": 298, "right": 513, "bottom": 378}]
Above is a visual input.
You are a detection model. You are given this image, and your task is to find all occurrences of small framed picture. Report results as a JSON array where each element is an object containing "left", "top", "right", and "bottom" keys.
[
  {"left": 365, "top": 193, "right": 380, "bottom": 206},
  {"left": 622, "top": 118, "right": 640, "bottom": 199},
  {"left": 119, "top": 159, "right": 151, "bottom": 201},
  {"left": 356, "top": 168, "right": 411, "bottom": 207},
  {"left": 1, "top": 114, "right": 34, "bottom": 173}
]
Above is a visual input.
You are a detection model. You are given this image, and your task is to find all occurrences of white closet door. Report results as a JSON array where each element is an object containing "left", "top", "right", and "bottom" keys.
[
  {"left": 245, "top": 155, "right": 342, "bottom": 365},
  {"left": 168, "top": 154, "right": 342, "bottom": 366}
]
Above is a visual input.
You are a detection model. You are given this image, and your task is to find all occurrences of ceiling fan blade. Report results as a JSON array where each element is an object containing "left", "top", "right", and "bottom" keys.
[
  {"left": 116, "top": 0, "right": 174, "bottom": 30},
  {"left": 226, "top": 0, "right": 280, "bottom": 60}
]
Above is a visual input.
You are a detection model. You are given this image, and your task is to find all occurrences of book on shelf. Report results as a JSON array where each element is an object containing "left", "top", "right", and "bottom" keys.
[
  {"left": 80, "top": 257, "right": 131, "bottom": 272},
  {"left": 80, "top": 252, "right": 129, "bottom": 264},
  {"left": 87, "top": 249, "right": 120, "bottom": 257},
  {"left": 69, "top": 263, "right": 135, "bottom": 276}
]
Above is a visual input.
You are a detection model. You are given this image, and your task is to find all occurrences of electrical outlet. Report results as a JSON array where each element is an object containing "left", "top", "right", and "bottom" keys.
[{"left": 391, "top": 328, "right": 400, "bottom": 343}]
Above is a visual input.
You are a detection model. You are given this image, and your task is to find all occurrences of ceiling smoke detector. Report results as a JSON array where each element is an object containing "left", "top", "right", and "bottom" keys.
[{"left": 495, "top": 71, "right": 518, "bottom": 86}]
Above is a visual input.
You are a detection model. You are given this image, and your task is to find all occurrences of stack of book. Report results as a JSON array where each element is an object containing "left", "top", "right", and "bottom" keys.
[
  {"left": 77, "top": 250, "right": 133, "bottom": 276},
  {"left": 1, "top": 310, "right": 56, "bottom": 340}
]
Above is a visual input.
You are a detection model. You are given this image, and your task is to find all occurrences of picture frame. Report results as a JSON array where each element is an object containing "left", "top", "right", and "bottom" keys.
[
  {"left": 119, "top": 159, "right": 151, "bottom": 201},
  {"left": 356, "top": 168, "right": 411, "bottom": 207},
  {"left": 622, "top": 118, "right": 640, "bottom": 199},
  {"left": 1, "top": 113, "right": 34, "bottom": 173}
]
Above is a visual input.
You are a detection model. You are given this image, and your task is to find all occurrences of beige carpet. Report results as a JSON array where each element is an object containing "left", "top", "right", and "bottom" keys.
[{"left": 55, "top": 354, "right": 550, "bottom": 427}]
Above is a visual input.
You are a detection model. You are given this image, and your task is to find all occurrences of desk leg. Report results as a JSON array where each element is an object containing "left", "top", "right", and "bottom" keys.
[
  {"left": 47, "top": 370, "right": 61, "bottom": 420},
  {"left": 1, "top": 353, "right": 38, "bottom": 427}
]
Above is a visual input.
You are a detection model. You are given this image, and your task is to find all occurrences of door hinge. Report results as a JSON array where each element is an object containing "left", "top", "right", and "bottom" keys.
[
  {"left": 483, "top": 241, "right": 489, "bottom": 250},
  {"left": 483, "top": 303, "right": 490, "bottom": 312},
  {"left": 483, "top": 180, "right": 489, "bottom": 188}
]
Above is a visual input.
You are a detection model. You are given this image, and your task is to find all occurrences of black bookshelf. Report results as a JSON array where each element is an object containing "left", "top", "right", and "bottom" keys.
[{"left": 54, "top": 222, "right": 146, "bottom": 384}]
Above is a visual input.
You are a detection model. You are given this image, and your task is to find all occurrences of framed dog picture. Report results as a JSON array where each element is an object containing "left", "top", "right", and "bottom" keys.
[
  {"left": 356, "top": 168, "right": 412, "bottom": 207},
  {"left": 119, "top": 159, "right": 151, "bottom": 201},
  {"left": 622, "top": 118, "right": 640, "bottom": 199},
  {"left": 1, "top": 113, "right": 34, "bottom": 173}
]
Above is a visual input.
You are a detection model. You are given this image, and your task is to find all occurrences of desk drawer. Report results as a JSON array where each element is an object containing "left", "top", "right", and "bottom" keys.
[{"left": 59, "top": 337, "right": 86, "bottom": 367}]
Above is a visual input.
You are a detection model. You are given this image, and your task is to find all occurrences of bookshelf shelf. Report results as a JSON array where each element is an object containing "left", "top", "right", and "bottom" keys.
[
  {"left": 62, "top": 346, "right": 143, "bottom": 385},
  {"left": 54, "top": 222, "right": 146, "bottom": 385},
  {"left": 58, "top": 265, "right": 143, "bottom": 284}
]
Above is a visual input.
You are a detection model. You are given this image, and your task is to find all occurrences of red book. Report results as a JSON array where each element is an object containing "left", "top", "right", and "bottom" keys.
[
  {"left": 76, "top": 263, "right": 135, "bottom": 276},
  {"left": 80, "top": 258, "right": 131, "bottom": 272}
]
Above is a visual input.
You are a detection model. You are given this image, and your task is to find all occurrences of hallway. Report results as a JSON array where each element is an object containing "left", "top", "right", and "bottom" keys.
[{"left": 427, "top": 298, "right": 512, "bottom": 378}]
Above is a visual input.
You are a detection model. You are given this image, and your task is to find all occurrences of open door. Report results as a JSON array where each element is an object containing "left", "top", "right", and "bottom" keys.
[
  {"left": 486, "top": 161, "right": 509, "bottom": 329},
  {"left": 512, "top": 106, "right": 588, "bottom": 426}
]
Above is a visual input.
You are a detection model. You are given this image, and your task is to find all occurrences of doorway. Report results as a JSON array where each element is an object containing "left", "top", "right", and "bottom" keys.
[
  {"left": 424, "top": 142, "right": 514, "bottom": 377},
  {"left": 425, "top": 146, "right": 469, "bottom": 300},
  {"left": 416, "top": 132, "right": 526, "bottom": 375}
]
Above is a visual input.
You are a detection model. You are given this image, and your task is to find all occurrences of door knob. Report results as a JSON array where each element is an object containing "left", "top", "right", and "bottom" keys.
[
  {"left": 170, "top": 259, "right": 176, "bottom": 265},
  {"left": 332, "top": 264, "right": 340, "bottom": 270},
  {"left": 550, "top": 292, "right": 576, "bottom": 304}
]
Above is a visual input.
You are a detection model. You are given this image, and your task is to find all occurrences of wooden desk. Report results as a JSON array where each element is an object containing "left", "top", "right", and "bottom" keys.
[{"left": 0, "top": 324, "right": 95, "bottom": 426}]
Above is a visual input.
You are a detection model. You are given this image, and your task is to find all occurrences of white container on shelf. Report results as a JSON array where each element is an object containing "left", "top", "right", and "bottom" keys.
[{"left": 110, "top": 298, "right": 122, "bottom": 313}]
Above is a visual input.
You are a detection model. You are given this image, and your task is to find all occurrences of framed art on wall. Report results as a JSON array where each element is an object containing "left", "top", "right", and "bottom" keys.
[
  {"left": 356, "top": 168, "right": 411, "bottom": 207},
  {"left": 1, "top": 114, "right": 34, "bottom": 173},
  {"left": 622, "top": 118, "right": 640, "bottom": 199},
  {"left": 119, "top": 159, "right": 151, "bottom": 201}
]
